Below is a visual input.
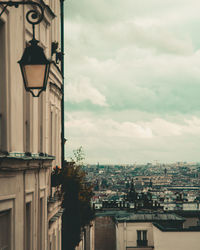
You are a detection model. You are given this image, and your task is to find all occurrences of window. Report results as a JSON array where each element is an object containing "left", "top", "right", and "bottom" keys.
[
  {"left": 39, "top": 198, "right": 44, "bottom": 250},
  {"left": 0, "top": 20, "right": 7, "bottom": 151},
  {"left": 53, "top": 233, "right": 56, "bottom": 250},
  {"left": 0, "top": 210, "right": 11, "bottom": 250},
  {"left": 55, "top": 113, "right": 58, "bottom": 158},
  {"left": 58, "top": 229, "right": 61, "bottom": 250},
  {"left": 137, "top": 230, "right": 147, "bottom": 247},
  {"left": 38, "top": 96, "right": 43, "bottom": 153},
  {"left": 49, "top": 111, "right": 53, "bottom": 155},
  {"left": 0, "top": 114, "right": 2, "bottom": 150},
  {"left": 25, "top": 119, "right": 30, "bottom": 152},
  {"left": 25, "top": 202, "right": 31, "bottom": 250}
]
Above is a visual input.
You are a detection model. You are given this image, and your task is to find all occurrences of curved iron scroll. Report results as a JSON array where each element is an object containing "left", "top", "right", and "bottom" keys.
[{"left": 0, "top": 1, "right": 44, "bottom": 39}]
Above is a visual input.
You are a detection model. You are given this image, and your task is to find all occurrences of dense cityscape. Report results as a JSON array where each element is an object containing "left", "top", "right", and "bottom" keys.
[
  {"left": 83, "top": 162, "right": 200, "bottom": 211},
  {"left": 78, "top": 162, "right": 200, "bottom": 250}
]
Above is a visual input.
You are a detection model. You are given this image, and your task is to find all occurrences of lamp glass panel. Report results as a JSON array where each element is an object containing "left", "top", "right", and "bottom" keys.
[{"left": 24, "top": 65, "right": 46, "bottom": 88}]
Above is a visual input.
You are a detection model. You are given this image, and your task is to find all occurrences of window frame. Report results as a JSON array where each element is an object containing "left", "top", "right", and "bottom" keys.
[{"left": 136, "top": 230, "right": 148, "bottom": 247}]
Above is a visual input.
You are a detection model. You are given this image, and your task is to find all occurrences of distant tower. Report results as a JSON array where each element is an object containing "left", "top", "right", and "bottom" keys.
[
  {"left": 164, "top": 168, "right": 167, "bottom": 176},
  {"left": 96, "top": 162, "right": 100, "bottom": 171},
  {"left": 127, "top": 179, "right": 137, "bottom": 202},
  {"left": 149, "top": 179, "right": 153, "bottom": 188}
]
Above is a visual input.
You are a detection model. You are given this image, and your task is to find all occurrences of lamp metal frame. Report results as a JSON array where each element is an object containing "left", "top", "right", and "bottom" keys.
[
  {"left": 0, "top": 1, "right": 50, "bottom": 97},
  {"left": 0, "top": 1, "right": 44, "bottom": 30}
]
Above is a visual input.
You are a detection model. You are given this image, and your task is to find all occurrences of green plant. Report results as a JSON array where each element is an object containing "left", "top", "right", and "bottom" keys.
[
  {"left": 70, "top": 146, "right": 85, "bottom": 166},
  {"left": 61, "top": 148, "right": 94, "bottom": 250},
  {"left": 51, "top": 165, "right": 62, "bottom": 187}
]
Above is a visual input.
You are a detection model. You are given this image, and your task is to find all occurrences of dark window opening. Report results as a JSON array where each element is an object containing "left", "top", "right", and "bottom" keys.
[{"left": 137, "top": 230, "right": 148, "bottom": 246}]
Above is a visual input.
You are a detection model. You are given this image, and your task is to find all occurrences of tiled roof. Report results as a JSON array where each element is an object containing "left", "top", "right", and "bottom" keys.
[{"left": 116, "top": 213, "right": 185, "bottom": 222}]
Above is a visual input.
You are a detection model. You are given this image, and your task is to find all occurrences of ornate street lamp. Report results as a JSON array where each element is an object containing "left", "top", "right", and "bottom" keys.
[
  {"left": 0, "top": 1, "right": 51, "bottom": 97},
  {"left": 18, "top": 38, "right": 51, "bottom": 97}
]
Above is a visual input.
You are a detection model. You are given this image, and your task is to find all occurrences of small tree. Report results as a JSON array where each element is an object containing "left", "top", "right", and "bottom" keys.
[
  {"left": 61, "top": 148, "right": 94, "bottom": 250},
  {"left": 72, "top": 146, "right": 85, "bottom": 163}
]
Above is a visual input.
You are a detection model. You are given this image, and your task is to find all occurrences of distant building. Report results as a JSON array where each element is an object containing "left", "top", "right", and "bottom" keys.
[
  {"left": 93, "top": 211, "right": 200, "bottom": 250},
  {"left": 95, "top": 215, "right": 116, "bottom": 250},
  {"left": 116, "top": 213, "right": 185, "bottom": 250}
]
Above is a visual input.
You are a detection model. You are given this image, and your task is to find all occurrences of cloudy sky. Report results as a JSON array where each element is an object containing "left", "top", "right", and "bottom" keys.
[{"left": 64, "top": 0, "right": 200, "bottom": 164}]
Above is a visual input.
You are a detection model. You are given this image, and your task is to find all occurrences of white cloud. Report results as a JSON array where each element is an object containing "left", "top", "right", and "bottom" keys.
[
  {"left": 66, "top": 77, "right": 108, "bottom": 107},
  {"left": 106, "top": 20, "right": 194, "bottom": 55},
  {"left": 65, "top": 114, "right": 200, "bottom": 164},
  {"left": 64, "top": 0, "right": 200, "bottom": 163},
  {"left": 148, "top": 118, "right": 200, "bottom": 137},
  {"left": 66, "top": 115, "right": 200, "bottom": 140}
]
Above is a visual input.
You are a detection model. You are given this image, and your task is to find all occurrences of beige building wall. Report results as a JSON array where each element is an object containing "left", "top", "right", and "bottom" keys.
[
  {"left": 0, "top": 160, "right": 52, "bottom": 250},
  {"left": 95, "top": 216, "right": 116, "bottom": 250},
  {"left": 0, "top": 1, "right": 63, "bottom": 250},
  {"left": 116, "top": 222, "right": 154, "bottom": 250},
  {"left": 75, "top": 222, "right": 95, "bottom": 250},
  {"left": 90, "top": 222, "right": 95, "bottom": 250},
  {"left": 153, "top": 225, "right": 200, "bottom": 250},
  {"left": 48, "top": 216, "right": 62, "bottom": 250},
  {"left": 0, "top": 1, "right": 62, "bottom": 163},
  {"left": 116, "top": 221, "right": 200, "bottom": 250},
  {"left": 75, "top": 239, "right": 84, "bottom": 250}
]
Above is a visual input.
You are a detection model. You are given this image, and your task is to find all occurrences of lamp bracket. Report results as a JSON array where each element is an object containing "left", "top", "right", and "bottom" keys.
[{"left": 0, "top": 1, "right": 44, "bottom": 40}]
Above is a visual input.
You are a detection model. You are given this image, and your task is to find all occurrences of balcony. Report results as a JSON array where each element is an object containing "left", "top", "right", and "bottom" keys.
[{"left": 137, "top": 240, "right": 148, "bottom": 247}]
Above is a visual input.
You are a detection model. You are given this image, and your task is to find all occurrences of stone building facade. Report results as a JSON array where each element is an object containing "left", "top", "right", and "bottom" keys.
[
  {"left": 92, "top": 211, "right": 200, "bottom": 250},
  {"left": 116, "top": 212, "right": 200, "bottom": 250},
  {"left": 95, "top": 216, "right": 116, "bottom": 250},
  {"left": 75, "top": 223, "right": 95, "bottom": 250},
  {"left": 0, "top": 1, "right": 63, "bottom": 250}
]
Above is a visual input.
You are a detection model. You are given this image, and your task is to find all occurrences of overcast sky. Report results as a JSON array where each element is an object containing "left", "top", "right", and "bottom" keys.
[{"left": 64, "top": 0, "right": 200, "bottom": 164}]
